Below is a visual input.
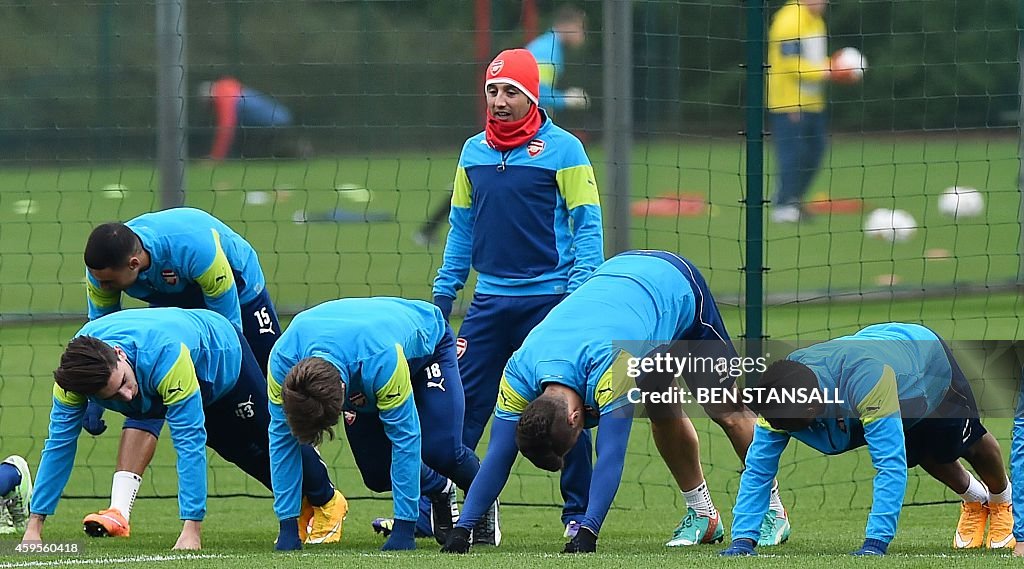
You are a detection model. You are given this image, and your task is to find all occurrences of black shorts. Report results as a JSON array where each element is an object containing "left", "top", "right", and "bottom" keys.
[{"left": 904, "top": 338, "right": 986, "bottom": 467}]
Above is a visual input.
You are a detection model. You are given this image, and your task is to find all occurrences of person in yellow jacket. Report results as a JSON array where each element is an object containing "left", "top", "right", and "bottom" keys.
[{"left": 767, "top": 0, "right": 835, "bottom": 223}]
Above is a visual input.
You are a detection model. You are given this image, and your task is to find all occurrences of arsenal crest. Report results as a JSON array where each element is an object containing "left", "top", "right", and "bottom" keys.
[
  {"left": 161, "top": 269, "right": 178, "bottom": 286},
  {"left": 348, "top": 392, "right": 367, "bottom": 408},
  {"left": 527, "top": 139, "right": 545, "bottom": 157},
  {"left": 489, "top": 60, "right": 504, "bottom": 76},
  {"left": 343, "top": 411, "right": 357, "bottom": 426},
  {"left": 456, "top": 337, "right": 468, "bottom": 359}
]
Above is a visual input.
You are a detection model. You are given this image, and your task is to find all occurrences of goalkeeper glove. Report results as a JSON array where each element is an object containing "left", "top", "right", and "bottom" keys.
[
  {"left": 440, "top": 526, "right": 472, "bottom": 554},
  {"left": 562, "top": 526, "right": 598, "bottom": 553},
  {"left": 275, "top": 518, "right": 302, "bottom": 551},
  {"left": 83, "top": 402, "right": 107, "bottom": 436},
  {"left": 433, "top": 295, "right": 454, "bottom": 322},
  {"left": 851, "top": 538, "right": 888, "bottom": 556},
  {"left": 720, "top": 538, "right": 757, "bottom": 556},
  {"left": 381, "top": 519, "right": 416, "bottom": 551}
]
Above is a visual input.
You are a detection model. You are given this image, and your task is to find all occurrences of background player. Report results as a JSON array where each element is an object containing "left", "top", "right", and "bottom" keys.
[
  {"left": 198, "top": 76, "right": 308, "bottom": 161},
  {"left": 525, "top": 3, "right": 589, "bottom": 113},
  {"left": 79, "top": 207, "right": 283, "bottom": 538},
  {"left": 22, "top": 308, "right": 343, "bottom": 550}
]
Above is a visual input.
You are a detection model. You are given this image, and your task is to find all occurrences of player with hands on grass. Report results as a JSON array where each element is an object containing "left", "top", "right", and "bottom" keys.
[
  {"left": 24, "top": 308, "right": 341, "bottom": 550},
  {"left": 722, "top": 323, "right": 1013, "bottom": 556},
  {"left": 268, "top": 298, "right": 480, "bottom": 551}
]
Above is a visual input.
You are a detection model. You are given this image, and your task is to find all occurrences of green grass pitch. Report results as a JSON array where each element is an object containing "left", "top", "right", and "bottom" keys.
[{"left": 0, "top": 135, "right": 1021, "bottom": 566}]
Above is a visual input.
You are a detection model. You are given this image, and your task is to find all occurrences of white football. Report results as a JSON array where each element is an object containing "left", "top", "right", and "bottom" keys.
[
  {"left": 938, "top": 186, "right": 984, "bottom": 218},
  {"left": 864, "top": 208, "right": 917, "bottom": 242},
  {"left": 834, "top": 47, "right": 867, "bottom": 80}
]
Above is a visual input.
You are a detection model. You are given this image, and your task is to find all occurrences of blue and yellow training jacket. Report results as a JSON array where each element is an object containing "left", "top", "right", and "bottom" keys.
[
  {"left": 433, "top": 111, "right": 604, "bottom": 301},
  {"left": 733, "top": 323, "right": 953, "bottom": 545},
  {"left": 32, "top": 308, "right": 242, "bottom": 522},
  {"left": 86, "top": 207, "right": 266, "bottom": 332},
  {"left": 267, "top": 298, "right": 446, "bottom": 524}
]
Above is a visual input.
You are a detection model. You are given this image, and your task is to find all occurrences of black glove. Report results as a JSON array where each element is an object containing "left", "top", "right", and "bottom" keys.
[
  {"left": 562, "top": 526, "right": 597, "bottom": 553},
  {"left": 440, "top": 526, "right": 471, "bottom": 554}
]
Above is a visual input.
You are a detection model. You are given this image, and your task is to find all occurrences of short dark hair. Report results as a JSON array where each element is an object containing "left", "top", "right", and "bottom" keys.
[
  {"left": 750, "top": 359, "right": 821, "bottom": 432},
  {"left": 554, "top": 4, "right": 586, "bottom": 26},
  {"left": 281, "top": 357, "right": 345, "bottom": 446},
  {"left": 54, "top": 336, "right": 118, "bottom": 395},
  {"left": 85, "top": 222, "right": 141, "bottom": 271},
  {"left": 515, "top": 395, "right": 576, "bottom": 472}
]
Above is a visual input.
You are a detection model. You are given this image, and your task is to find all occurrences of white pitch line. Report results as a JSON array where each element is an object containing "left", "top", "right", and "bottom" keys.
[{"left": 0, "top": 553, "right": 234, "bottom": 568}]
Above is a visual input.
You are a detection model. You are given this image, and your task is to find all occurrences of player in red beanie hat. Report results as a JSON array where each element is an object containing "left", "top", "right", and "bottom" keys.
[
  {"left": 429, "top": 48, "right": 605, "bottom": 551},
  {"left": 483, "top": 49, "right": 542, "bottom": 151}
]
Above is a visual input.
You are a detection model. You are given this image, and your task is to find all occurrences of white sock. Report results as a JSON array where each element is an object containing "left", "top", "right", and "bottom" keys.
[
  {"left": 769, "top": 480, "right": 786, "bottom": 515},
  {"left": 959, "top": 472, "right": 988, "bottom": 504},
  {"left": 682, "top": 480, "right": 717, "bottom": 518},
  {"left": 989, "top": 477, "right": 1012, "bottom": 504},
  {"left": 110, "top": 471, "right": 142, "bottom": 520}
]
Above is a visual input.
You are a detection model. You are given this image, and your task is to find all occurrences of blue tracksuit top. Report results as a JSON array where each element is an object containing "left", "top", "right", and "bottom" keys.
[
  {"left": 432, "top": 111, "right": 604, "bottom": 300},
  {"left": 32, "top": 308, "right": 242, "bottom": 521},
  {"left": 733, "top": 323, "right": 953, "bottom": 545},
  {"left": 267, "top": 298, "right": 447, "bottom": 523},
  {"left": 86, "top": 207, "right": 266, "bottom": 332},
  {"left": 496, "top": 251, "right": 706, "bottom": 424}
]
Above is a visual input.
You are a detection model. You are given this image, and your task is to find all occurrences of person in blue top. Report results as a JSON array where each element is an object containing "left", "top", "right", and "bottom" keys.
[
  {"left": 267, "top": 298, "right": 481, "bottom": 552},
  {"left": 441, "top": 250, "right": 770, "bottom": 553},
  {"left": 722, "top": 323, "right": 1013, "bottom": 557},
  {"left": 20, "top": 308, "right": 342, "bottom": 550},
  {"left": 431, "top": 47, "right": 605, "bottom": 543},
  {"left": 411, "top": 5, "right": 589, "bottom": 249},
  {"left": 78, "top": 207, "right": 286, "bottom": 539},
  {"left": 1012, "top": 362, "right": 1024, "bottom": 557},
  {"left": 526, "top": 4, "right": 589, "bottom": 114}
]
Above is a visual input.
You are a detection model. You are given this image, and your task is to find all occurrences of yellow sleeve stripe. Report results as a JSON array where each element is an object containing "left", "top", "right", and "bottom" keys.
[
  {"left": 595, "top": 350, "right": 634, "bottom": 409},
  {"left": 452, "top": 167, "right": 472, "bottom": 209},
  {"left": 52, "top": 383, "right": 87, "bottom": 407},
  {"left": 267, "top": 369, "right": 284, "bottom": 406},
  {"left": 156, "top": 343, "right": 201, "bottom": 406},
  {"left": 497, "top": 373, "right": 530, "bottom": 416},
  {"left": 86, "top": 277, "right": 120, "bottom": 309},
  {"left": 857, "top": 365, "right": 900, "bottom": 425},
  {"left": 375, "top": 344, "right": 413, "bottom": 412},
  {"left": 756, "top": 416, "right": 786, "bottom": 433},
  {"left": 556, "top": 165, "right": 601, "bottom": 209},
  {"left": 195, "top": 229, "right": 235, "bottom": 299},
  {"left": 537, "top": 63, "right": 557, "bottom": 86}
]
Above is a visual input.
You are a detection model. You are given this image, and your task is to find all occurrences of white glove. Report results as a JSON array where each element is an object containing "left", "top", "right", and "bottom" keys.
[{"left": 562, "top": 87, "right": 590, "bottom": 110}]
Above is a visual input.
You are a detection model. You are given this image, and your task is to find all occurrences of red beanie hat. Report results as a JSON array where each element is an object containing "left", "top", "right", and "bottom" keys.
[{"left": 485, "top": 49, "right": 540, "bottom": 105}]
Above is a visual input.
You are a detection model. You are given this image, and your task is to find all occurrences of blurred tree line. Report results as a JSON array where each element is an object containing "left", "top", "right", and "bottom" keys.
[{"left": 0, "top": 0, "right": 1016, "bottom": 160}]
